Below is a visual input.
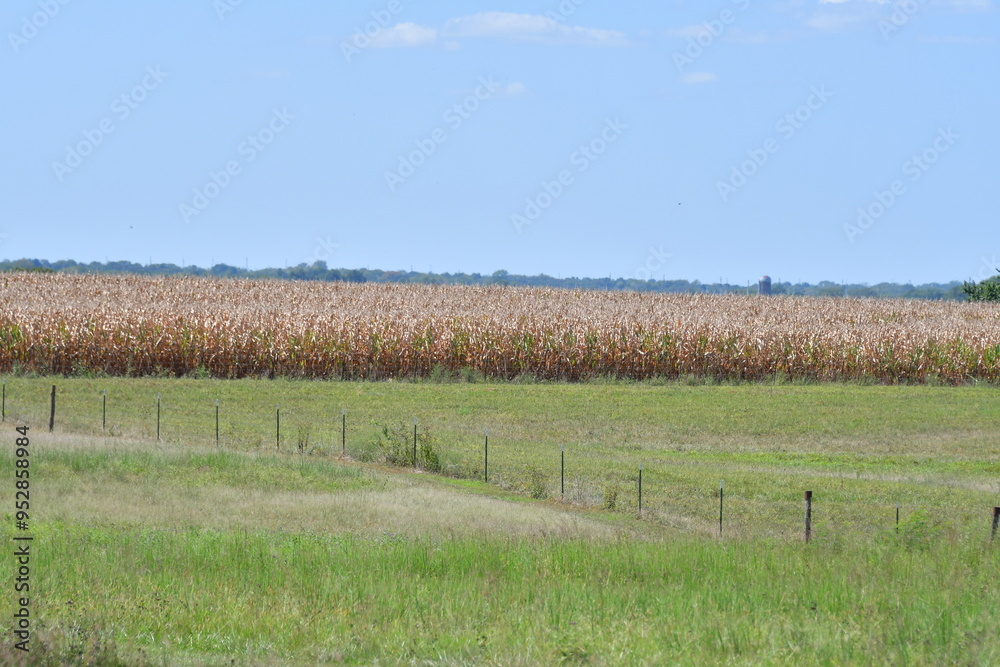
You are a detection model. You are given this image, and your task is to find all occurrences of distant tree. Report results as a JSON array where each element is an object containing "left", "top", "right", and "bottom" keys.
[
  {"left": 490, "top": 269, "right": 510, "bottom": 286},
  {"left": 816, "top": 285, "right": 844, "bottom": 297},
  {"left": 210, "top": 264, "right": 241, "bottom": 278},
  {"left": 962, "top": 273, "right": 1000, "bottom": 302}
]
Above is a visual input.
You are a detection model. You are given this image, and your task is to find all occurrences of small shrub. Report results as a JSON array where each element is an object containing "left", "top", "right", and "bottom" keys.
[
  {"left": 429, "top": 363, "right": 452, "bottom": 383},
  {"left": 370, "top": 421, "right": 441, "bottom": 471},
  {"left": 371, "top": 422, "right": 412, "bottom": 466},
  {"left": 419, "top": 437, "right": 441, "bottom": 473},
  {"left": 524, "top": 466, "right": 549, "bottom": 499}
]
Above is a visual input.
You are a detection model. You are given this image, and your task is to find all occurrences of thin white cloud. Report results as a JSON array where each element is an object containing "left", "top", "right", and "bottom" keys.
[
  {"left": 368, "top": 23, "right": 438, "bottom": 48},
  {"left": 680, "top": 72, "right": 718, "bottom": 84},
  {"left": 443, "top": 12, "right": 628, "bottom": 46},
  {"left": 345, "top": 13, "right": 627, "bottom": 49}
]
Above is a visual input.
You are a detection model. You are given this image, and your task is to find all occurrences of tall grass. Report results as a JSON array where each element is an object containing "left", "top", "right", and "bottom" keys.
[{"left": 3, "top": 524, "right": 997, "bottom": 665}]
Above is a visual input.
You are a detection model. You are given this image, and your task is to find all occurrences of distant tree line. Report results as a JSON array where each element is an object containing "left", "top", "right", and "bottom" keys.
[{"left": 0, "top": 257, "right": 971, "bottom": 300}]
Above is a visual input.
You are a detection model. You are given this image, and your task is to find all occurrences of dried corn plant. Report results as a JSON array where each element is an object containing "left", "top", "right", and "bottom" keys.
[{"left": 1, "top": 273, "right": 999, "bottom": 383}]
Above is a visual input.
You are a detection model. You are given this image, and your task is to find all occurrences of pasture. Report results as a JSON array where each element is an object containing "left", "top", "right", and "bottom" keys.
[{"left": 0, "top": 377, "right": 998, "bottom": 664}]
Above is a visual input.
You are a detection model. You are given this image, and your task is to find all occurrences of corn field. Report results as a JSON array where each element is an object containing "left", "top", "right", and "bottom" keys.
[{"left": 2, "top": 273, "right": 1000, "bottom": 383}]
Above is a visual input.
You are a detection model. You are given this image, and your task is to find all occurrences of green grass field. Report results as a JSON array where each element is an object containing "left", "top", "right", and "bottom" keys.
[{"left": 1, "top": 377, "right": 998, "bottom": 664}]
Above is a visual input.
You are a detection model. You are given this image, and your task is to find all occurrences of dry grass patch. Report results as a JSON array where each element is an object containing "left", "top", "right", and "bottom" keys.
[{"left": 32, "top": 436, "right": 633, "bottom": 541}]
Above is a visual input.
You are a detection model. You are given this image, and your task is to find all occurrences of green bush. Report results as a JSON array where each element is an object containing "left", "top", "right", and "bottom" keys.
[
  {"left": 369, "top": 421, "right": 441, "bottom": 472},
  {"left": 962, "top": 275, "right": 1000, "bottom": 302},
  {"left": 523, "top": 466, "right": 549, "bottom": 499}
]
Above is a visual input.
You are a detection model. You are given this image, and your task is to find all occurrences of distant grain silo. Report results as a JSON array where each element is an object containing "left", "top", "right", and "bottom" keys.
[{"left": 759, "top": 275, "right": 772, "bottom": 296}]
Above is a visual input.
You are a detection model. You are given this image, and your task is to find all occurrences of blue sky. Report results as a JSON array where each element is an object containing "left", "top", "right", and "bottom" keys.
[{"left": 2, "top": 0, "right": 997, "bottom": 284}]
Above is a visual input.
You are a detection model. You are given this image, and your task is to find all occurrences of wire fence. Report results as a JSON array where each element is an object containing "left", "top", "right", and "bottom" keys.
[{"left": 3, "top": 379, "right": 998, "bottom": 543}]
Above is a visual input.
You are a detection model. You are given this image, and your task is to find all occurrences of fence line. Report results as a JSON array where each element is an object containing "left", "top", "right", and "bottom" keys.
[{"left": 3, "top": 381, "right": 998, "bottom": 541}]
